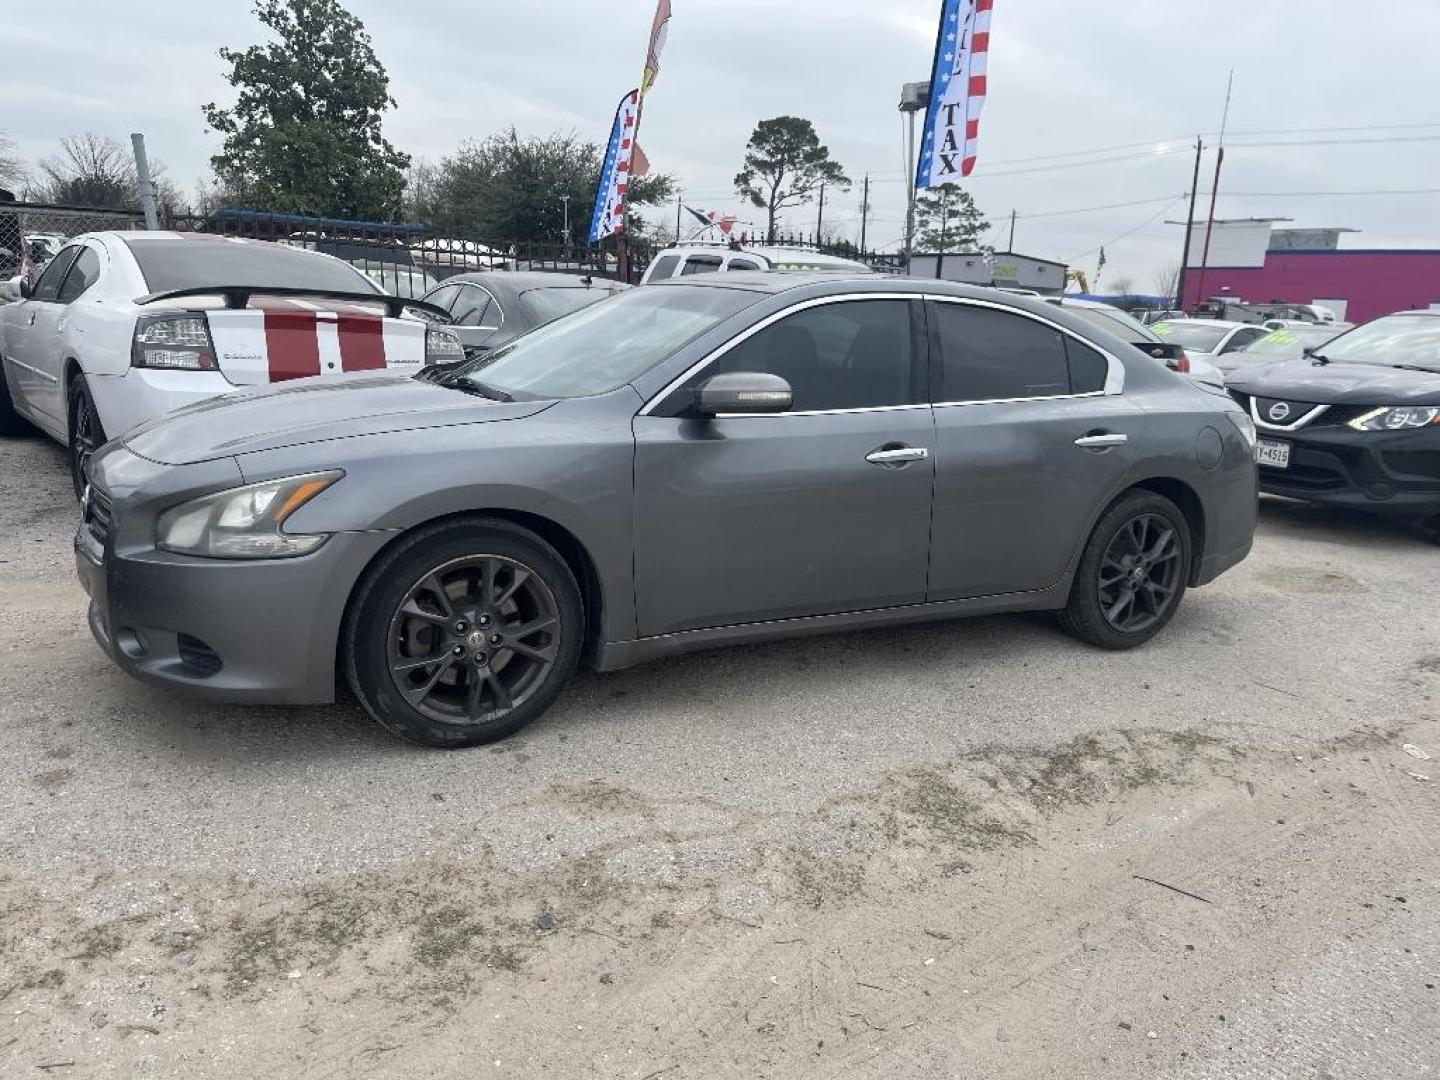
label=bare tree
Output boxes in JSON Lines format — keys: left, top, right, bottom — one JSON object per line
{"left": 1151, "top": 260, "right": 1181, "bottom": 303}
{"left": 0, "top": 131, "right": 27, "bottom": 191}
{"left": 1109, "top": 274, "right": 1136, "bottom": 297}
{"left": 27, "top": 133, "right": 185, "bottom": 212}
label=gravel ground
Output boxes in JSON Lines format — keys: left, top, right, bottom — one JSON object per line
{"left": 0, "top": 430, "right": 1436, "bottom": 1078}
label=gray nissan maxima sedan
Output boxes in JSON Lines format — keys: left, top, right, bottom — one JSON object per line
{"left": 76, "top": 274, "right": 1259, "bottom": 747}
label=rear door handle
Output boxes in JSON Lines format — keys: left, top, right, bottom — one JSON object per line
{"left": 866, "top": 446, "right": 929, "bottom": 466}
{"left": 1074, "top": 433, "right": 1128, "bottom": 448}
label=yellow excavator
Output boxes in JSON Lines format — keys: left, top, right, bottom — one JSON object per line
{"left": 1065, "top": 268, "right": 1090, "bottom": 293}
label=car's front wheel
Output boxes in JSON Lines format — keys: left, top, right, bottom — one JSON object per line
{"left": 1059, "top": 490, "right": 1192, "bottom": 649}
{"left": 68, "top": 375, "right": 107, "bottom": 500}
{"left": 344, "top": 518, "right": 584, "bottom": 747}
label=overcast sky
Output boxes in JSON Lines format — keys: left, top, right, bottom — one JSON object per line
{"left": 8, "top": 0, "right": 1440, "bottom": 288}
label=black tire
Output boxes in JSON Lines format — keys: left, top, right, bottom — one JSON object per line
{"left": 68, "top": 375, "right": 107, "bottom": 500}
{"left": 1059, "top": 490, "right": 1192, "bottom": 650}
{"left": 343, "top": 517, "right": 584, "bottom": 748}
{"left": 0, "top": 365, "right": 36, "bottom": 437}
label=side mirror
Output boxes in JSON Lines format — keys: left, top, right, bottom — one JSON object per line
{"left": 694, "top": 371, "right": 793, "bottom": 416}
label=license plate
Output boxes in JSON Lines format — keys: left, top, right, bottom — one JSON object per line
{"left": 1256, "top": 438, "right": 1291, "bottom": 469}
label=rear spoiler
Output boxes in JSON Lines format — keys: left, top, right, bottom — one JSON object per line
{"left": 134, "top": 286, "right": 451, "bottom": 322}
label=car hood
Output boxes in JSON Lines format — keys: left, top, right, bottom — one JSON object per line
{"left": 123, "top": 371, "right": 553, "bottom": 465}
{"left": 1226, "top": 359, "right": 1440, "bottom": 406}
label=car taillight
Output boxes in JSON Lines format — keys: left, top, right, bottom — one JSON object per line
{"left": 132, "top": 313, "right": 218, "bottom": 371}
{"left": 425, "top": 326, "right": 465, "bottom": 367}
{"left": 1174, "top": 349, "right": 1191, "bottom": 374}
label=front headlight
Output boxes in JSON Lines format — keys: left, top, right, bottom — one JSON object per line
{"left": 1347, "top": 406, "right": 1440, "bottom": 432}
{"left": 156, "top": 472, "right": 342, "bottom": 559}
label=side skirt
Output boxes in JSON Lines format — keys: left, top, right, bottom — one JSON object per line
{"left": 592, "top": 582, "right": 1072, "bottom": 673}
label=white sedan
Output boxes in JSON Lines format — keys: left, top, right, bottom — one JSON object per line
{"left": 0, "top": 232, "right": 461, "bottom": 495}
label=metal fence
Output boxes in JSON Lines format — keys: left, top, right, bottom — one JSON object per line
{"left": 2, "top": 201, "right": 906, "bottom": 287}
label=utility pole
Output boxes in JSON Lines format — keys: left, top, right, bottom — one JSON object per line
{"left": 815, "top": 183, "right": 826, "bottom": 243}
{"left": 1195, "top": 71, "right": 1235, "bottom": 310}
{"left": 675, "top": 192, "right": 682, "bottom": 240}
{"left": 130, "top": 133, "right": 160, "bottom": 230}
{"left": 1175, "top": 136, "right": 1204, "bottom": 311}
{"left": 859, "top": 173, "right": 870, "bottom": 253}
{"left": 935, "top": 188, "right": 950, "bottom": 279}
{"left": 560, "top": 194, "right": 571, "bottom": 248}
{"left": 1007, "top": 208, "right": 1017, "bottom": 252}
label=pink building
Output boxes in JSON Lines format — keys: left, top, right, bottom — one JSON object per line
{"left": 1180, "top": 220, "right": 1440, "bottom": 323}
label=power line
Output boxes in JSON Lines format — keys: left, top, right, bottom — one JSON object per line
{"left": 1066, "top": 197, "right": 1187, "bottom": 263}
{"left": 1213, "top": 187, "right": 1440, "bottom": 197}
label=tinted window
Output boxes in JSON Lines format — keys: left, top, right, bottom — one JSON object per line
{"left": 706, "top": 299, "right": 918, "bottom": 411}
{"left": 648, "top": 254, "right": 681, "bottom": 280}
{"left": 57, "top": 247, "right": 101, "bottom": 302}
{"left": 1064, "top": 303, "right": 1157, "bottom": 343}
{"left": 727, "top": 258, "right": 760, "bottom": 271}
{"left": 453, "top": 285, "right": 756, "bottom": 400}
{"left": 128, "top": 239, "right": 377, "bottom": 294}
{"left": 452, "top": 286, "right": 496, "bottom": 327}
{"left": 680, "top": 256, "right": 722, "bottom": 276}
{"left": 423, "top": 285, "right": 463, "bottom": 314}
{"left": 31, "top": 246, "right": 80, "bottom": 301}
{"left": 934, "top": 303, "right": 1070, "bottom": 401}
{"left": 1064, "top": 336, "right": 1108, "bottom": 394}
{"left": 523, "top": 286, "right": 617, "bottom": 324}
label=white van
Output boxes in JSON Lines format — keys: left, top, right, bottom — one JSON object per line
{"left": 640, "top": 244, "right": 873, "bottom": 285}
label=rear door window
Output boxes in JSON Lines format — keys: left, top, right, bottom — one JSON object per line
{"left": 452, "top": 285, "right": 498, "bottom": 327}
{"left": 727, "top": 258, "right": 761, "bottom": 271}
{"left": 57, "top": 247, "right": 102, "bottom": 303}
{"left": 680, "top": 256, "right": 723, "bottom": 276}
{"left": 31, "top": 246, "right": 80, "bottom": 301}
{"left": 423, "top": 284, "right": 462, "bottom": 313}
{"left": 933, "top": 302, "right": 1072, "bottom": 401}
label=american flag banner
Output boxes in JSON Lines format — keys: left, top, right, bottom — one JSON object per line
{"left": 587, "top": 89, "right": 641, "bottom": 244}
{"left": 918, "top": 0, "right": 993, "bottom": 187}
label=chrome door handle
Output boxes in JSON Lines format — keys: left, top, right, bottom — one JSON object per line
{"left": 1074, "top": 433, "right": 1127, "bottom": 448}
{"left": 866, "top": 446, "right": 929, "bottom": 465}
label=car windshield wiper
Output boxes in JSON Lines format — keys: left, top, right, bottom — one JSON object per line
{"left": 447, "top": 377, "right": 514, "bottom": 402}
{"left": 1389, "top": 363, "right": 1440, "bottom": 374}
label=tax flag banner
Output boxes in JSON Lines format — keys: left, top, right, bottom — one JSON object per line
{"left": 588, "top": 90, "right": 641, "bottom": 243}
{"left": 918, "top": 0, "right": 993, "bottom": 187}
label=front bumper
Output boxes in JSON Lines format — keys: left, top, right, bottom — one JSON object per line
{"left": 1253, "top": 423, "right": 1440, "bottom": 517}
{"left": 75, "top": 481, "right": 393, "bottom": 705}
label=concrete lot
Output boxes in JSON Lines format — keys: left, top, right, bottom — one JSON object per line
{"left": 1, "top": 430, "right": 1436, "bottom": 1078}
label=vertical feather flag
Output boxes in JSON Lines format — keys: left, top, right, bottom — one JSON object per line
{"left": 918, "top": 0, "right": 993, "bottom": 188}
{"left": 587, "top": 90, "right": 641, "bottom": 243}
{"left": 642, "top": 0, "right": 671, "bottom": 97}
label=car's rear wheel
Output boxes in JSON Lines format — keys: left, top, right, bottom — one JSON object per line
{"left": 1059, "top": 490, "right": 1191, "bottom": 649}
{"left": 344, "top": 518, "right": 584, "bottom": 748}
{"left": 68, "top": 376, "right": 107, "bottom": 500}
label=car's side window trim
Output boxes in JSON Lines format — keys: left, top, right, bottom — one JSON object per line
{"left": 926, "top": 295, "right": 1125, "bottom": 404}
{"left": 639, "top": 292, "right": 930, "bottom": 418}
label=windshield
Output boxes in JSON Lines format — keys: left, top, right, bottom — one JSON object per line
{"left": 1241, "top": 326, "right": 1339, "bottom": 356}
{"left": 1153, "top": 321, "right": 1230, "bottom": 352}
{"left": 1303, "top": 313, "right": 1440, "bottom": 372}
{"left": 450, "top": 284, "right": 759, "bottom": 400}
{"left": 521, "top": 284, "right": 623, "bottom": 324}
{"left": 129, "top": 238, "right": 378, "bottom": 294}
{"left": 1066, "top": 304, "right": 1156, "bottom": 341}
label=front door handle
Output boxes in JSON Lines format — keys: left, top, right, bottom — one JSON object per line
{"left": 866, "top": 445, "right": 929, "bottom": 466}
{"left": 1074, "top": 432, "right": 1128, "bottom": 449}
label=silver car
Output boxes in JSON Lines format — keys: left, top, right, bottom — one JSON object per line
{"left": 77, "top": 274, "right": 1258, "bottom": 747}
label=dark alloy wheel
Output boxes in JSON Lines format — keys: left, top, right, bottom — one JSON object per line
{"left": 344, "top": 518, "right": 584, "bottom": 748}
{"left": 1096, "top": 513, "right": 1182, "bottom": 634}
{"left": 386, "top": 555, "right": 561, "bottom": 725}
{"left": 1060, "top": 490, "right": 1191, "bottom": 650}
{"left": 69, "top": 377, "right": 107, "bottom": 500}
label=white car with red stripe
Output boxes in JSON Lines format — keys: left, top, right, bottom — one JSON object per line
{"left": 0, "top": 231, "right": 461, "bottom": 495}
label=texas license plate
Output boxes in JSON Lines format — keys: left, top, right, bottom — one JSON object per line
{"left": 1256, "top": 438, "right": 1291, "bottom": 469}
